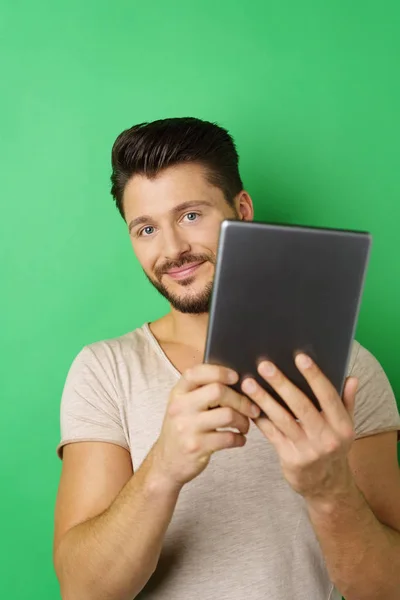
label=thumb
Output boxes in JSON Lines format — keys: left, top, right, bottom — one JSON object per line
{"left": 343, "top": 377, "right": 358, "bottom": 420}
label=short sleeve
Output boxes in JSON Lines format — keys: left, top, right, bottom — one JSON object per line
{"left": 349, "top": 343, "right": 400, "bottom": 441}
{"left": 56, "top": 345, "right": 129, "bottom": 459}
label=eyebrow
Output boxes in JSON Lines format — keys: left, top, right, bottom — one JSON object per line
{"left": 128, "top": 200, "right": 214, "bottom": 233}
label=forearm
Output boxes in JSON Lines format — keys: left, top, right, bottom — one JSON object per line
{"left": 306, "top": 475, "right": 400, "bottom": 600}
{"left": 55, "top": 448, "right": 181, "bottom": 600}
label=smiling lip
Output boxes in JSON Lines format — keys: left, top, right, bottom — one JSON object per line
{"left": 165, "top": 261, "right": 206, "bottom": 280}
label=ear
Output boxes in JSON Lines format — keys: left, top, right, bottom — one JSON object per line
{"left": 235, "top": 191, "right": 254, "bottom": 222}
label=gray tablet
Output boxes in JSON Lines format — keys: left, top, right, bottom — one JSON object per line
{"left": 204, "top": 220, "right": 372, "bottom": 416}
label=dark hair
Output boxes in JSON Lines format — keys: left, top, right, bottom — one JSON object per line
{"left": 110, "top": 117, "right": 243, "bottom": 219}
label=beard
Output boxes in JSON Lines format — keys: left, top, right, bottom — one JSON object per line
{"left": 143, "top": 252, "right": 216, "bottom": 314}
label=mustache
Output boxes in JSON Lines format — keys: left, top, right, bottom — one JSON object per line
{"left": 154, "top": 253, "right": 215, "bottom": 279}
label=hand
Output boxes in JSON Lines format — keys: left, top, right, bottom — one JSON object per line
{"left": 151, "top": 364, "right": 260, "bottom": 489}
{"left": 241, "top": 353, "right": 359, "bottom": 502}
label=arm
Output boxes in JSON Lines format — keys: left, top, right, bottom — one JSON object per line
{"left": 54, "top": 363, "right": 257, "bottom": 600}
{"left": 306, "top": 431, "right": 400, "bottom": 600}
{"left": 54, "top": 442, "right": 181, "bottom": 600}
{"left": 241, "top": 348, "right": 400, "bottom": 600}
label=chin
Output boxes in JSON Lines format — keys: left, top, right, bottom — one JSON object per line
{"left": 167, "top": 281, "right": 213, "bottom": 315}
{"left": 144, "top": 266, "right": 213, "bottom": 313}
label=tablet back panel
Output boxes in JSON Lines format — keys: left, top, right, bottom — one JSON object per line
{"left": 204, "top": 220, "right": 372, "bottom": 414}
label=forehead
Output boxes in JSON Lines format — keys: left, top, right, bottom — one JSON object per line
{"left": 122, "top": 163, "right": 226, "bottom": 220}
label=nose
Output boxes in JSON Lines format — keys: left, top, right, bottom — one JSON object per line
{"left": 162, "top": 226, "right": 191, "bottom": 260}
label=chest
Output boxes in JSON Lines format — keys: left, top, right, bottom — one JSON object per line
{"left": 157, "top": 341, "right": 204, "bottom": 375}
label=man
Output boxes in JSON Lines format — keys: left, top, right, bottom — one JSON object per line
{"left": 54, "top": 117, "right": 400, "bottom": 600}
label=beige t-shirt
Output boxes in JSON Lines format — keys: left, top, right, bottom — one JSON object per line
{"left": 57, "top": 324, "right": 400, "bottom": 600}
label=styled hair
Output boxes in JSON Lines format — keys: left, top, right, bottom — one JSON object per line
{"left": 110, "top": 117, "right": 243, "bottom": 219}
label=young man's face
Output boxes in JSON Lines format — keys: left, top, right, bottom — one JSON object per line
{"left": 123, "top": 162, "right": 251, "bottom": 314}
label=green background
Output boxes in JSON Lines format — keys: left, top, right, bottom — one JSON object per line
{"left": 1, "top": 1, "right": 399, "bottom": 598}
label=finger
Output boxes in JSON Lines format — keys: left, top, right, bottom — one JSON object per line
{"left": 204, "top": 430, "right": 247, "bottom": 454}
{"left": 253, "top": 416, "right": 287, "bottom": 450}
{"left": 294, "top": 354, "right": 350, "bottom": 423}
{"left": 343, "top": 377, "right": 358, "bottom": 421}
{"left": 197, "top": 406, "right": 250, "bottom": 434}
{"left": 176, "top": 364, "right": 239, "bottom": 394}
{"left": 242, "top": 377, "right": 305, "bottom": 441}
{"left": 256, "top": 360, "right": 322, "bottom": 431}
{"left": 190, "top": 382, "right": 261, "bottom": 419}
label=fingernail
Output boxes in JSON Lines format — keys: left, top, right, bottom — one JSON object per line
{"left": 260, "top": 361, "right": 276, "bottom": 377}
{"left": 296, "top": 354, "right": 312, "bottom": 369}
{"left": 351, "top": 377, "right": 359, "bottom": 392}
{"left": 251, "top": 404, "right": 260, "bottom": 417}
{"left": 228, "top": 370, "right": 238, "bottom": 383}
{"left": 243, "top": 379, "right": 257, "bottom": 394}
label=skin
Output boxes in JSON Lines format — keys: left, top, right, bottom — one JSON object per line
{"left": 124, "top": 161, "right": 254, "bottom": 341}
{"left": 125, "top": 161, "right": 400, "bottom": 598}
{"left": 123, "top": 161, "right": 361, "bottom": 496}
{"left": 54, "top": 161, "right": 400, "bottom": 600}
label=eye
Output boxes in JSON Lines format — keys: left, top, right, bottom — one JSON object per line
{"left": 138, "top": 225, "right": 155, "bottom": 237}
{"left": 183, "top": 212, "right": 200, "bottom": 222}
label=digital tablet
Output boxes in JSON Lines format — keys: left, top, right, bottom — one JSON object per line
{"left": 203, "top": 220, "right": 372, "bottom": 416}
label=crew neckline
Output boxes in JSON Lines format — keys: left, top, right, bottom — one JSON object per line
{"left": 142, "top": 322, "right": 181, "bottom": 379}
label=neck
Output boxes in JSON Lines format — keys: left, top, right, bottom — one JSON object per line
{"left": 161, "top": 309, "right": 209, "bottom": 354}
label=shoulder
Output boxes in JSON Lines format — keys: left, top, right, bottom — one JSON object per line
{"left": 348, "top": 339, "right": 392, "bottom": 384}
{"left": 80, "top": 323, "right": 151, "bottom": 371}
{"left": 62, "top": 324, "right": 152, "bottom": 396}
{"left": 72, "top": 322, "right": 172, "bottom": 396}
{"left": 57, "top": 327, "right": 152, "bottom": 459}
{"left": 346, "top": 339, "right": 400, "bottom": 439}
{"left": 60, "top": 323, "right": 153, "bottom": 416}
